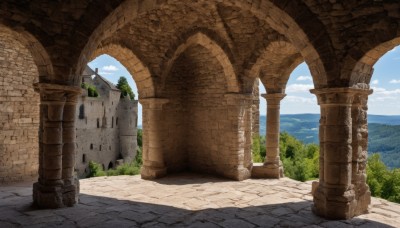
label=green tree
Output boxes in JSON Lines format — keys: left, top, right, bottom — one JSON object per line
{"left": 117, "top": 77, "right": 135, "bottom": 100}
{"left": 367, "top": 153, "right": 400, "bottom": 203}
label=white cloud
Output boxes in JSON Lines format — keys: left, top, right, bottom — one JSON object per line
{"left": 284, "top": 95, "right": 316, "bottom": 104}
{"left": 371, "top": 79, "right": 379, "bottom": 85}
{"left": 370, "top": 86, "right": 400, "bottom": 102}
{"left": 389, "top": 47, "right": 397, "bottom": 53}
{"left": 390, "top": 79, "right": 400, "bottom": 84}
{"left": 286, "top": 84, "right": 314, "bottom": 93}
{"left": 296, "top": 75, "right": 312, "bottom": 81}
{"left": 102, "top": 65, "right": 119, "bottom": 71}
{"left": 98, "top": 71, "right": 113, "bottom": 75}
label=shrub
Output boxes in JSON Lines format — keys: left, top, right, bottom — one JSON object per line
{"left": 87, "top": 161, "right": 106, "bottom": 177}
{"left": 81, "top": 83, "right": 99, "bottom": 97}
{"left": 87, "top": 147, "right": 143, "bottom": 178}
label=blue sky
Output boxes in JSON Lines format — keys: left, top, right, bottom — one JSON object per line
{"left": 89, "top": 47, "right": 400, "bottom": 125}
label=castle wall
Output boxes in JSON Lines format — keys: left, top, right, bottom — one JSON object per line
{"left": 75, "top": 79, "right": 138, "bottom": 178}
{"left": 0, "top": 28, "right": 40, "bottom": 184}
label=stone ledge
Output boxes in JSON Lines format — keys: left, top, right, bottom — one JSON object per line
{"left": 251, "top": 163, "right": 282, "bottom": 179}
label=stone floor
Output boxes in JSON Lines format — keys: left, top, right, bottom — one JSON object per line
{"left": 1, "top": 173, "right": 399, "bottom": 227}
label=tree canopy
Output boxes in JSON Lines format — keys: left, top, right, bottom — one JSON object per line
{"left": 117, "top": 77, "right": 135, "bottom": 100}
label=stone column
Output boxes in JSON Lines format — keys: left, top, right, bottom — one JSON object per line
{"left": 62, "top": 90, "right": 80, "bottom": 206}
{"left": 33, "top": 83, "right": 81, "bottom": 209}
{"left": 139, "top": 98, "right": 169, "bottom": 179}
{"left": 224, "top": 93, "right": 253, "bottom": 181}
{"left": 311, "top": 88, "right": 358, "bottom": 220}
{"left": 251, "top": 93, "right": 285, "bottom": 178}
{"left": 351, "top": 89, "right": 373, "bottom": 216}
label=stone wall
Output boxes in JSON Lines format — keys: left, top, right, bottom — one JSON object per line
{"left": 0, "top": 27, "right": 39, "bottom": 184}
{"left": 162, "top": 45, "right": 241, "bottom": 177}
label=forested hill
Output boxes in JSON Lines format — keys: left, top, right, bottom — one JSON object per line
{"left": 260, "top": 114, "right": 400, "bottom": 168}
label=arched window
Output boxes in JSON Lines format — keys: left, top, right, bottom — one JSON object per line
{"left": 79, "top": 104, "right": 85, "bottom": 119}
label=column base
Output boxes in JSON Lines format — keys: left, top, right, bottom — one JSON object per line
{"left": 63, "top": 177, "right": 80, "bottom": 207}
{"left": 222, "top": 167, "right": 252, "bottom": 181}
{"left": 312, "top": 183, "right": 357, "bottom": 220}
{"left": 251, "top": 163, "right": 283, "bottom": 179}
{"left": 141, "top": 165, "right": 167, "bottom": 180}
{"left": 354, "top": 190, "right": 371, "bottom": 216}
{"left": 33, "top": 178, "right": 79, "bottom": 209}
{"left": 33, "top": 182, "right": 64, "bottom": 209}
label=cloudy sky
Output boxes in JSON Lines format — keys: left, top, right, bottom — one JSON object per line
{"left": 89, "top": 46, "right": 400, "bottom": 125}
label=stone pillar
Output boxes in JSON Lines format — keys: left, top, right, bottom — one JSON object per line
{"left": 62, "top": 91, "right": 80, "bottom": 206}
{"left": 351, "top": 89, "right": 373, "bottom": 216}
{"left": 224, "top": 93, "right": 253, "bottom": 181}
{"left": 311, "top": 88, "right": 359, "bottom": 220}
{"left": 33, "top": 83, "right": 81, "bottom": 209}
{"left": 139, "top": 98, "right": 169, "bottom": 179}
{"left": 251, "top": 93, "right": 285, "bottom": 179}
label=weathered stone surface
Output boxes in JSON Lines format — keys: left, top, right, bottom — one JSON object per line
{"left": 1, "top": 174, "right": 399, "bottom": 227}
{"left": 0, "top": 26, "right": 39, "bottom": 185}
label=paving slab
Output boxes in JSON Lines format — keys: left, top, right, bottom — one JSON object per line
{"left": 0, "top": 173, "right": 399, "bottom": 227}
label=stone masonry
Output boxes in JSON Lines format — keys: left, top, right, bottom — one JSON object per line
{"left": 1, "top": 0, "right": 400, "bottom": 220}
{"left": 0, "top": 26, "right": 39, "bottom": 184}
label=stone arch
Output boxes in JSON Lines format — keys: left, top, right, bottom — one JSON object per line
{"left": 90, "top": 43, "right": 156, "bottom": 98}
{"left": 75, "top": 0, "right": 162, "bottom": 77}
{"left": 219, "top": 0, "right": 330, "bottom": 88}
{"left": 0, "top": 24, "right": 54, "bottom": 82}
{"left": 345, "top": 37, "right": 400, "bottom": 87}
{"left": 244, "top": 40, "right": 304, "bottom": 93}
{"left": 161, "top": 32, "right": 239, "bottom": 93}
{"left": 77, "top": 0, "right": 330, "bottom": 88}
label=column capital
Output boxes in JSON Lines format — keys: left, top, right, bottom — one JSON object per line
{"left": 34, "top": 83, "right": 82, "bottom": 103}
{"left": 34, "top": 83, "right": 82, "bottom": 94}
{"left": 353, "top": 89, "right": 373, "bottom": 107}
{"left": 261, "top": 93, "right": 286, "bottom": 106}
{"left": 310, "top": 87, "right": 366, "bottom": 106}
{"left": 261, "top": 93, "right": 286, "bottom": 100}
{"left": 139, "top": 97, "right": 169, "bottom": 109}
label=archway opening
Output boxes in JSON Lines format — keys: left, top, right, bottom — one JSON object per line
{"left": 253, "top": 61, "right": 320, "bottom": 182}
{"left": 75, "top": 54, "right": 140, "bottom": 178}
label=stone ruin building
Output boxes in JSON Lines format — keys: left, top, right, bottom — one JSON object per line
{"left": 1, "top": 0, "right": 400, "bottom": 220}
{"left": 75, "top": 66, "right": 138, "bottom": 178}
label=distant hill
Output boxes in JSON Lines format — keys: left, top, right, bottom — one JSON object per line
{"left": 260, "top": 114, "right": 400, "bottom": 168}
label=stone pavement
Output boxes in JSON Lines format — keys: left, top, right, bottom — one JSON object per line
{"left": 1, "top": 173, "right": 399, "bottom": 227}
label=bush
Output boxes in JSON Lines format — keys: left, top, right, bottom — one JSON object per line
{"left": 252, "top": 135, "right": 263, "bottom": 163}
{"left": 87, "top": 161, "right": 106, "bottom": 177}
{"left": 81, "top": 83, "right": 99, "bottom": 97}
{"left": 254, "top": 132, "right": 319, "bottom": 182}
{"left": 367, "top": 153, "right": 400, "bottom": 203}
{"left": 87, "top": 147, "right": 143, "bottom": 178}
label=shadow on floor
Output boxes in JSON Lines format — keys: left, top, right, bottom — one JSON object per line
{"left": 0, "top": 175, "right": 396, "bottom": 228}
